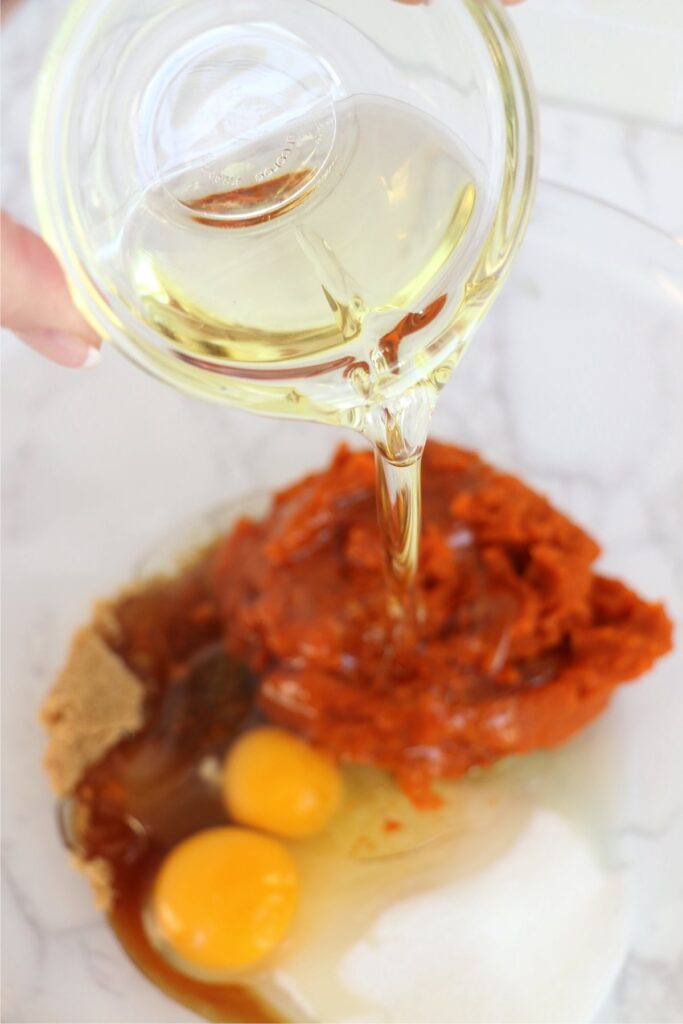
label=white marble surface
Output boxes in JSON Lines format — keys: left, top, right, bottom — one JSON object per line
{"left": 514, "top": 0, "right": 683, "bottom": 129}
{"left": 2, "top": 3, "right": 683, "bottom": 1023}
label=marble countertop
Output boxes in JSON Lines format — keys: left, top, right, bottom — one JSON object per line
{"left": 2, "top": 3, "right": 682, "bottom": 1022}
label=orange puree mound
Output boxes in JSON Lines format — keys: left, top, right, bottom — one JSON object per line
{"left": 213, "top": 442, "right": 672, "bottom": 804}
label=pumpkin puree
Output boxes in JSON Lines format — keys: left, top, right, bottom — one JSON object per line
{"left": 214, "top": 442, "right": 672, "bottom": 804}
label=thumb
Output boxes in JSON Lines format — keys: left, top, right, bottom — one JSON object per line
{"left": 1, "top": 211, "right": 101, "bottom": 368}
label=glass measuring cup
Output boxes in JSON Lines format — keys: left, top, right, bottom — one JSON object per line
{"left": 31, "top": 0, "right": 536, "bottom": 423}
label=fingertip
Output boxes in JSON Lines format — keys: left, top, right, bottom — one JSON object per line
{"left": 1, "top": 213, "right": 101, "bottom": 345}
{"left": 17, "top": 329, "right": 102, "bottom": 369}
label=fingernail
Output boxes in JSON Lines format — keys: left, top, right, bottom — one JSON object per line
{"left": 18, "top": 329, "right": 102, "bottom": 369}
{"left": 80, "top": 344, "right": 102, "bottom": 369}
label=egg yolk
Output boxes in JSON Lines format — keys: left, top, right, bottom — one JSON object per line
{"left": 223, "top": 727, "right": 343, "bottom": 838}
{"left": 151, "top": 827, "right": 298, "bottom": 974}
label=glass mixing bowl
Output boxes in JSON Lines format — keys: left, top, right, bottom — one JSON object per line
{"left": 108, "top": 182, "right": 683, "bottom": 1023}
{"left": 31, "top": 0, "right": 536, "bottom": 420}
{"left": 3, "top": 183, "right": 682, "bottom": 1022}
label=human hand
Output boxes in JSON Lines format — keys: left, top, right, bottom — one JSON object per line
{"left": 1, "top": 211, "right": 101, "bottom": 368}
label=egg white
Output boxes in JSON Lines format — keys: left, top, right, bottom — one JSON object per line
{"left": 249, "top": 736, "right": 631, "bottom": 1024}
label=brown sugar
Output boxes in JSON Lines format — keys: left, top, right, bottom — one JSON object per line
{"left": 42, "top": 627, "right": 144, "bottom": 797}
